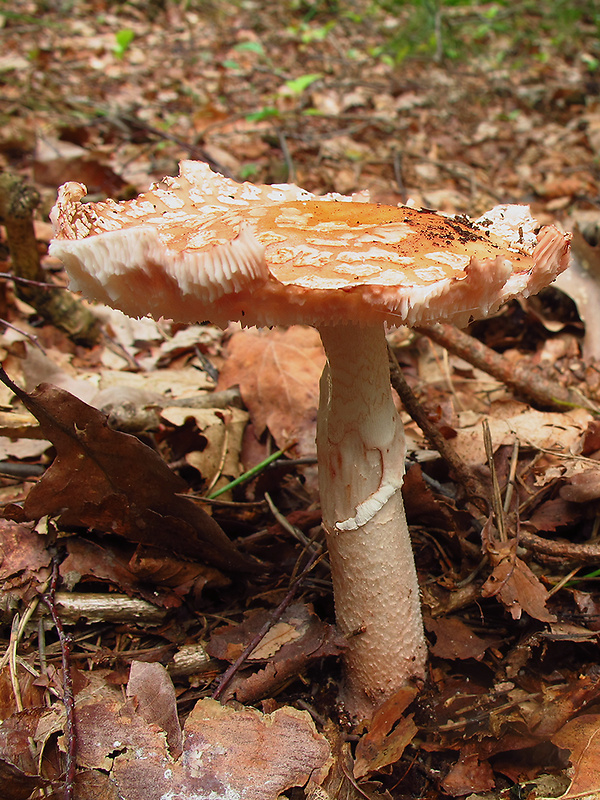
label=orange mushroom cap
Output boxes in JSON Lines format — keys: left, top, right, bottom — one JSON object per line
{"left": 49, "top": 161, "right": 571, "bottom": 329}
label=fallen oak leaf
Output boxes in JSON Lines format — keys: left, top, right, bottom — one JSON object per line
{"left": 58, "top": 536, "right": 228, "bottom": 608}
{"left": 0, "top": 369, "right": 258, "bottom": 572}
{"left": 425, "top": 616, "right": 501, "bottom": 661}
{"left": 126, "top": 662, "right": 183, "bottom": 759}
{"left": 0, "top": 707, "right": 49, "bottom": 799}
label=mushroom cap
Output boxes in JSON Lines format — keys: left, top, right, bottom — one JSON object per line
{"left": 49, "top": 161, "right": 571, "bottom": 329}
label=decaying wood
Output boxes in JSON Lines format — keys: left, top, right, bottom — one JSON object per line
{"left": 0, "top": 171, "right": 101, "bottom": 345}
{"left": 35, "top": 592, "right": 168, "bottom": 625}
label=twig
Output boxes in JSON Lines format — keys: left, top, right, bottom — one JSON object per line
{"left": 211, "top": 547, "right": 323, "bottom": 700}
{"left": 264, "top": 491, "right": 313, "bottom": 547}
{"left": 0, "top": 460, "right": 45, "bottom": 478}
{"left": 503, "top": 439, "right": 520, "bottom": 514}
{"left": 8, "top": 614, "right": 23, "bottom": 712}
{"left": 0, "top": 271, "right": 64, "bottom": 289}
{"left": 0, "top": 318, "right": 45, "bottom": 353}
{"left": 0, "top": 576, "right": 51, "bottom": 670}
{"left": 387, "top": 344, "right": 488, "bottom": 512}
{"left": 277, "top": 129, "right": 297, "bottom": 183}
{"left": 482, "top": 420, "right": 506, "bottom": 542}
{"left": 43, "top": 558, "right": 76, "bottom": 800}
{"left": 518, "top": 530, "right": 600, "bottom": 563}
{"left": 415, "top": 322, "right": 600, "bottom": 414}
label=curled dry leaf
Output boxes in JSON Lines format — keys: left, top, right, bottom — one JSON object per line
{"left": 353, "top": 686, "right": 418, "bottom": 779}
{"left": 0, "top": 378, "right": 257, "bottom": 572}
{"left": 126, "top": 661, "right": 183, "bottom": 759}
{"left": 57, "top": 535, "right": 224, "bottom": 609}
{"left": 207, "top": 603, "right": 345, "bottom": 704}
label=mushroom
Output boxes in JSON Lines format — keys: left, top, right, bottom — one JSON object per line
{"left": 49, "top": 162, "right": 571, "bottom": 720}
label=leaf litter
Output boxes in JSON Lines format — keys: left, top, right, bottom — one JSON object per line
{"left": 2, "top": 1, "right": 600, "bottom": 797}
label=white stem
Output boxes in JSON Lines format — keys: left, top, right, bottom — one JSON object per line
{"left": 317, "top": 324, "right": 426, "bottom": 719}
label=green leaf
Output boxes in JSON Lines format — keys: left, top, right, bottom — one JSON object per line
{"left": 239, "top": 163, "right": 260, "bottom": 179}
{"left": 245, "top": 107, "right": 280, "bottom": 122}
{"left": 233, "top": 40, "right": 265, "bottom": 55}
{"left": 284, "top": 73, "right": 322, "bottom": 94}
{"left": 113, "top": 28, "right": 135, "bottom": 58}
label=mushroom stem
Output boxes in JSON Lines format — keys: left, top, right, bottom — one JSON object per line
{"left": 317, "top": 324, "right": 427, "bottom": 720}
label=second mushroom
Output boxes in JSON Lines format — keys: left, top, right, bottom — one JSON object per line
{"left": 50, "top": 162, "right": 571, "bottom": 720}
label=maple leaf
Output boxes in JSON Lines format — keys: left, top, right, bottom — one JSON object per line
{"left": 0, "top": 370, "right": 257, "bottom": 572}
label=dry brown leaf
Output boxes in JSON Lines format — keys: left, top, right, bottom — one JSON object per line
{"left": 426, "top": 616, "right": 500, "bottom": 661}
{"left": 74, "top": 692, "right": 331, "bottom": 800}
{"left": 206, "top": 603, "right": 345, "bottom": 704}
{"left": 58, "top": 536, "right": 221, "bottom": 608}
{"left": 0, "top": 706, "right": 49, "bottom": 799}
{"left": 0, "top": 519, "right": 51, "bottom": 588}
{"left": 528, "top": 497, "right": 581, "bottom": 532}
{"left": 126, "top": 661, "right": 183, "bottom": 759}
{"left": 481, "top": 550, "right": 556, "bottom": 622}
{"left": 481, "top": 519, "right": 556, "bottom": 623}
{"left": 560, "top": 468, "right": 600, "bottom": 502}
{"left": 0, "top": 377, "right": 257, "bottom": 573}
{"left": 441, "top": 747, "right": 495, "bottom": 797}
{"left": 353, "top": 686, "right": 418, "bottom": 779}
{"left": 163, "top": 405, "right": 248, "bottom": 496}
{"left": 552, "top": 713, "right": 600, "bottom": 799}
{"left": 527, "top": 668, "right": 600, "bottom": 737}
{"left": 452, "top": 402, "right": 591, "bottom": 468}
{"left": 218, "top": 326, "right": 325, "bottom": 457}
{"left": 33, "top": 136, "right": 126, "bottom": 195}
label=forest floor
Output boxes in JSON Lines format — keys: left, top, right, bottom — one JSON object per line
{"left": 2, "top": 2, "right": 600, "bottom": 799}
